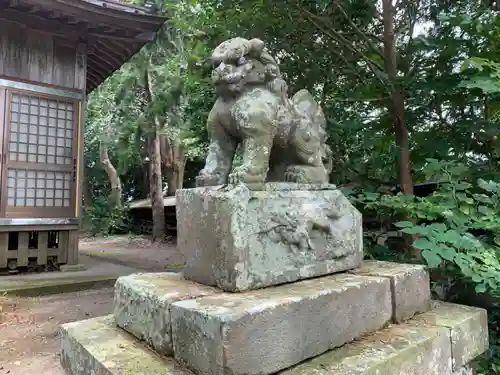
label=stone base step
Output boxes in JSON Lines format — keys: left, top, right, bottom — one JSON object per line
{"left": 60, "top": 302, "right": 488, "bottom": 375}
{"left": 60, "top": 315, "right": 193, "bottom": 375}
{"left": 113, "top": 261, "right": 431, "bottom": 375}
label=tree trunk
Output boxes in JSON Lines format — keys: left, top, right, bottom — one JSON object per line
{"left": 99, "top": 141, "right": 122, "bottom": 207}
{"left": 484, "top": 97, "right": 498, "bottom": 168}
{"left": 382, "top": 0, "right": 414, "bottom": 196}
{"left": 144, "top": 69, "right": 166, "bottom": 242}
{"left": 160, "top": 134, "right": 186, "bottom": 196}
{"left": 165, "top": 157, "right": 186, "bottom": 196}
{"left": 382, "top": 0, "right": 418, "bottom": 259}
{"left": 147, "top": 129, "right": 165, "bottom": 242}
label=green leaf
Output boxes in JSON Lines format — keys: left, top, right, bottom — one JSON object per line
{"left": 438, "top": 245, "right": 457, "bottom": 261}
{"left": 401, "top": 226, "right": 423, "bottom": 235}
{"left": 478, "top": 178, "right": 499, "bottom": 192}
{"left": 478, "top": 205, "right": 494, "bottom": 216}
{"left": 459, "top": 235, "right": 482, "bottom": 250}
{"left": 394, "top": 221, "right": 414, "bottom": 228}
{"left": 459, "top": 77, "right": 500, "bottom": 93}
{"left": 472, "top": 194, "right": 493, "bottom": 204}
{"left": 421, "top": 250, "right": 443, "bottom": 268}
{"left": 474, "top": 283, "right": 487, "bottom": 294}
{"left": 436, "top": 12, "right": 449, "bottom": 22}
{"left": 455, "top": 256, "right": 474, "bottom": 277}
{"left": 454, "top": 182, "right": 472, "bottom": 191}
{"left": 471, "top": 273, "right": 483, "bottom": 282}
{"left": 441, "top": 230, "right": 463, "bottom": 246}
{"left": 456, "top": 193, "right": 474, "bottom": 204}
{"left": 413, "top": 237, "right": 435, "bottom": 250}
{"left": 429, "top": 223, "right": 447, "bottom": 233}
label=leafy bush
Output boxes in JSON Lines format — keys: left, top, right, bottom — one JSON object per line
{"left": 353, "top": 159, "right": 500, "bottom": 296}
{"left": 82, "top": 196, "right": 132, "bottom": 237}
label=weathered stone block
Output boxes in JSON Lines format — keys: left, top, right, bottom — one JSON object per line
{"left": 59, "top": 302, "right": 488, "bottom": 375}
{"left": 113, "top": 272, "right": 220, "bottom": 355}
{"left": 411, "top": 301, "right": 489, "bottom": 370}
{"left": 280, "top": 324, "right": 453, "bottom": 375}
{"left": 60, "top": 315, "right": 193, "bottom": 375}
{"left": 176, "top": 183, "right": 363, "bottom": 291}
{"left": 352, "top": 260, "right": 431, "bottom": 322}
{"left": 171, "top": 274, "right": 391, "bottom": 375}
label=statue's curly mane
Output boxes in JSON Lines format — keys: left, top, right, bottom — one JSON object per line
{"left": 210, "top": 37, "right": 284, "bottom": 94}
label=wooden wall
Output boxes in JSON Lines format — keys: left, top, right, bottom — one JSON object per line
{"left": 0, "top": 21, "right": 86, "bottom": 91}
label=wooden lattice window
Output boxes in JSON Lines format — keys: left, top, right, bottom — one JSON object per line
{"left": 7, "top": 169, "right": 72, "bottom": 208}
{"left": 1, "top": 89, "right": 78, "bottom": 218}
{"left": 8, "top": 93, "right": 74, "bottom": 165}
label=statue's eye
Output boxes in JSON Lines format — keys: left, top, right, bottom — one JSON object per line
{"left": 237, "top": 57, "right": 248, "bottom": 66}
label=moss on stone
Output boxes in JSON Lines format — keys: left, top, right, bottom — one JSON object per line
{"left": 410, "top": 301, "right": 489, "bottom": 369}
{"left": 61, "top": 315, "right": 192, "bottom": 375}
{"left": 280, "top": 325, "right": 451, "bottom": 375}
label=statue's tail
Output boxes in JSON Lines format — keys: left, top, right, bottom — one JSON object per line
{"left": 291, "top": 90, "right": 332, "bottom": 173}
{"left": 291, "top": 89, "right": 326, "bottom": 131}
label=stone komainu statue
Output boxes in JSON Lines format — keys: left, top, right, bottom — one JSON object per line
{"left": 196, "top": 37, "right": 333, "bottom": 189}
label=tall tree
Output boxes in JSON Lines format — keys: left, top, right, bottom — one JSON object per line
{"left": 86, "top": 82, "right": 123, "bottom": 208}
{"left": 381, "top": 0, "right": 413, "bottom": 195}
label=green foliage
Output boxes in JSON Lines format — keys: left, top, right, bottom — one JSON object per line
{"left": 83, "top": 1, "right": 216, "bottom": 211}
{"left": 355, "top": 159, "right": 500, "bottom": 295}
{"left": 82, "top": 197, "right": 132, "bottom": 237}
{"left": 461, "top": 57, "right": 500, "bottom": 94}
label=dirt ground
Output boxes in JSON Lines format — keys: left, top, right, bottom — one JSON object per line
{"left": 79, "top": 235, "right": 185, "bottom": 272}
{"left": 0, "top": 288, "right": 115, "bottom": 375}
{"left": 0, "top": 235, "right": 182, "bottom": 374}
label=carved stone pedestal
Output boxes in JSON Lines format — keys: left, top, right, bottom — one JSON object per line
{"left": 176, "top": 183, "right": 363, "bottom": 292}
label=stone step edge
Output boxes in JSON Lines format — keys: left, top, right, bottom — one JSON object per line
{"left": 112, "top": 261, "right": 431, "bottom": 359}
{"left": 60, "top": 315, "right": 193, "bottom": 375}
{"left": 60, "top": 302, "right": 488, "bottom": 375}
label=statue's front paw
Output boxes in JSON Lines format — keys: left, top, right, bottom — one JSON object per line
{"left": 284, "top": 167, "right": 308, "bottom": 183}
{"left": 228, "top": 166, "right": 265, "bottom": 189}
{"left": 284, "top": 165, "right": 327, "bottom": 184}
{"left": 228, "top": 167, "right": 250, "bottom": 185}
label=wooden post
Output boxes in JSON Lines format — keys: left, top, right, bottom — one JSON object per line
{"left": 58, "top": 230, "right": 69, "bottom": 264}
{"left": 37, "top": 231, "right": 48, "bottom": 265}
{"left": 0, "top": 232, "right": 8, "bottom": 268}
{"left": 66, "top": 230, "right": 79, "bottom": 265}
{"left": 17, "top": 232, "right": 29, "bottom": 267}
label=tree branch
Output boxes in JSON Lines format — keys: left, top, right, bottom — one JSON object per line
{"left": 332, "top": 0, "right": 385, "bottom": 60}
{"left": 403, "top": 0, "right": 421, "bottom": 70}
{"left": 296, "top": 1, "right": 393, "bottom": 95}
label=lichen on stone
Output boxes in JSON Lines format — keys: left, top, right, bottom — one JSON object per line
{"left": 195, "top": 37, "right": 333, "bottom": 189}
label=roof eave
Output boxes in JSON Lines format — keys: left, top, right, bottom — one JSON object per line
{"left": 2, "top": 0, "right": 167, "bottom": 93}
